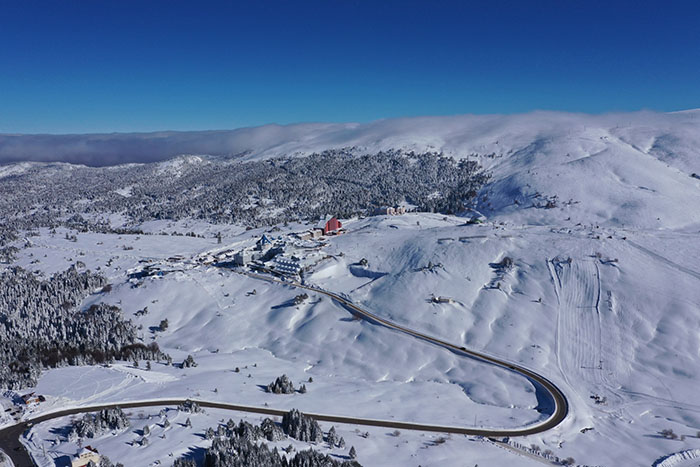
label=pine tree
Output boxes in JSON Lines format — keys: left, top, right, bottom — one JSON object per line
{"left": 327, "top": 426, "right": 338, "bottom": 446}
{"left": 182, "top": 354, "right": 197, "bottom": 368}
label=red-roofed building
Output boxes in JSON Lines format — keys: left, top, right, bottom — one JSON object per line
{"left": 317, "top": 215, "right": 342, "bottom": 235}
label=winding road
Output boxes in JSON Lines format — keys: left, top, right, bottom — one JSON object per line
{"left": 0, "top": 268, "right": 568, "bottom": 467}
{"left": 241, "top": 269, "right": 568, "bottom": 433}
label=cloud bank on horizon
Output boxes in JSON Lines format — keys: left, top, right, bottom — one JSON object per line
{"left": 1, "top": 110, "right": 699, "bottom": 167}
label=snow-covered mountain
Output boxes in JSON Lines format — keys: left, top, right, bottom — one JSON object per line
{"left": 2, "top": 110, "right": 700, "bottom": 167}
{"left": 6, "top": 110, "right": 700, "bottom": 232}
{"left": 2, "top": 110, "right": 700, "bottom": 466}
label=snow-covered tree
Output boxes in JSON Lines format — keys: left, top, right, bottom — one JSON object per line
{"left": 282, "top": 409, "right": 323, "bottom": 442}
{"left": 0, "top": 267, "right": 166, "bottom": 389}
{"left": 267, "top": 374, "right": 295, "bottom": 394}
{"left": 68, "top": 407, "right": 130, "bottom": 440}
{"left": 182, "top": 354, "right": 197, "bottom": 368}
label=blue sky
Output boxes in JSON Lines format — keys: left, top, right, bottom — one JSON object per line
{"left": 1, "top": 1, "right": 699, "bottom": 133}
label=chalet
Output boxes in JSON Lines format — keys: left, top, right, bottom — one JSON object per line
{"left": 21, "top": 392, "right": 45, "bottom": 405}
{"left": 317, "top": 216, "right": 342, "bottom": 235}
{"left": 71, "top": 446, "right": 100, "bottom": 467}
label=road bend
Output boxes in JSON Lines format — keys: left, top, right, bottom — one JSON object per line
{"left": 239, "top": 270, "right": 568, "bottom": 434}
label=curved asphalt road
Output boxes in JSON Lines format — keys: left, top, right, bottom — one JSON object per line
{"left": 241, "top": 270, "right": 569, "bottom": 434}
{"left": 0, "top": 269, "right": 568, "bottom": 467}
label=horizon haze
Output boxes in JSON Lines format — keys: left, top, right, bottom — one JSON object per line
{"left": 1, "top": 109, "right": 699, "bottom": 166}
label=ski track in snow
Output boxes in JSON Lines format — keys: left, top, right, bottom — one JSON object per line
{"left": 555, "top": 259, "right": 601, "bottom": 391}
{"left": 549, "top": 257, "right": 627, "bottom": 409}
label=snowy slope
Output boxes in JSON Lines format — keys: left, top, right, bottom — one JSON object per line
{"left": 3, "top": 110, "right": 700, "bottom": 466}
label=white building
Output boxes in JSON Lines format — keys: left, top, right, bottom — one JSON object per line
{"left": 372, "top": 206, "right": 406, "bottom": 216}
{"left": 295, "top": 231, "right": 313, "bottom": 241}
{"left": 272, "top": 256, "right": 301, "bottom": 276}
{"left": 234, "top": 250, "right": 253, "bottom": 266}
{"left": 373, "top": 206, "right": 395, "bottom": 216}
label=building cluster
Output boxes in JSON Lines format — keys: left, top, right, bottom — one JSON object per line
{"left": 215, "top": 216, "right": 343, "bottom": 277}
{"left": 230, "top": 235, "right": 303, "bottom": 276}
{"left": 294, "top": 215, "right": 343, "bottom": 240}
{"left": 126, "top": 261, "right": 186, "bottom": 282}
{"left": 372, "top": 205, "right": 407, "bottom": 216}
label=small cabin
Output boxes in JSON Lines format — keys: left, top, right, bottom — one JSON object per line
{"left": 431, "top": 296, "right": 454, "bottom": 304}
{"left": 21, "top": 392, "right": 45, "bottom": 405}
{"left": 71, "top": 446, "right": 100, "bottom": 467}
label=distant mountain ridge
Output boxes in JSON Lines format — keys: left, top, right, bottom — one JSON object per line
{"left": 2, "top": 110, "right": 700, "bottom": 167}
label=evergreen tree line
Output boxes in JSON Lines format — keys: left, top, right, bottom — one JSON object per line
{"left": 0, "top": 150, "right": 489, "bottom": 241}
{"left": 174, "top": 409, "right": 360, "bottom": 467}
{"left": 68, "top": 407, "right": 131, "bottom": 440}
{"left": 0, "top": 266, "right": 167, "bottom": 389}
